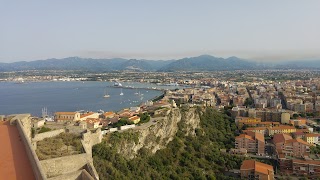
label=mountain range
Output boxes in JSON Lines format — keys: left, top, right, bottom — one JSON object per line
{"left": 0, "top": 55, "right": 319, "bottom": 72}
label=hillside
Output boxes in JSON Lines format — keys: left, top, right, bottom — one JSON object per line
{"left": 1, "top": 55, "right": 319, "bottom": 72}
{"left": 158, "top": 55, "right": 256, "bottom": 71}
{"left": 0, "top": 55, "right": 255, "bottom": 72}
{"left": 92, "top": 107, "right": 245, "bottom": 179}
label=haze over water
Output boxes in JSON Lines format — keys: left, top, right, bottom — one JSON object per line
{"left": 0, "top": 81, "right": 167, "bottom": 116}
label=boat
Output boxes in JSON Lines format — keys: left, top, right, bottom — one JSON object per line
{"left": 114, "top": 82, "right": 123, "bottom": 87}
{"left": 104, "top": 89, "right": 110, "bottom": 98}
{"left": 120, "top": 89, "right": 124, "bottom": 96}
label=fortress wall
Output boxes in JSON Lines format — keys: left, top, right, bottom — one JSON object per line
{"left": 47, "top": 170, "right": 83, "bottom": 180}
{"left": 40, "top": 153, "right": 90, "bottom": 178}
{"left": 84, "top": 163, "right": 99, "bottom": 180}
{"left": 47, "top": 169, "right": 94, "bottom": 180}
{"left": 16, "top": 116, "right": 47, "bottom": 180}
{"left": 81, "top": 129, "right": 102, "bottom": 156}
{"left": 80, "top": 169, "right": 95, "bottom": 180}
{"left": 33, "top": 129, "right": 65, "bottom": 142}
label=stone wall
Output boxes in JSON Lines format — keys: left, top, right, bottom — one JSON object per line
{"left": 15, "top": 115, "right": 47, "bottom": 180}
{"left": 33, "top": 129, "right": 65, "bottom": 142}
{"left": 81, "top": 129, "right": 102, "bottom": 156}
{"left": 47, "top": 170, "right": 83, "bottom": 180}
{"left": 40, "top": 153, "right": 90, "bottom": 178}
{"left": 47, "top": 169, "right": 94, "bottom": 180}
{"left": 11, "top": 114, "right": 32, "bottom": 141}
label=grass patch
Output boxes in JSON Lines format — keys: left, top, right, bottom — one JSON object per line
{"left": 36, "top": 132, "right": 84, "bottom": 160}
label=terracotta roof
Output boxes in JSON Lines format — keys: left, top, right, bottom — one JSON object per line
{"left": 240, "top": 160, "right": 273, "bottom": 175}
{"left": 293, "top": 159, "right": 320, "bottom": 165}
{"left": 254, "top": 132, "right": 265, "bottom": 142}
{"left": 305, "top": 133, "right": 320, "bottom": 137}
{"left": 86, "top": 118, "right": 100, "bottom": 124}
{"left": 285, "top": 138, "right": 313, "bottom": 146}
{"left": 103, "top": 112, "right": 114, "bottom": 116}
{"left": 129, "top": 116, "right": 140, "bottom": 121}
{"left": 80, "top": 112, "right": 95, "bottom": 118}
{"left": 296, "top": 138, "right": 314, "bottom": 146}
{"left": 247, "top": 127, "right": 266, "bottom": 130}
{"left": 296, "top": 129, "right": 310, "bottom": 133}
{"left": 273, "top": 134, "right": 292, "bottom": 144}
{"left": 236, "top": 134, "right": 254, "bottom": 141}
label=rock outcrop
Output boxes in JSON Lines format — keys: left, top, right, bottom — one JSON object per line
{"left": 113, "top": 107, "right": 201, "bottom": 159}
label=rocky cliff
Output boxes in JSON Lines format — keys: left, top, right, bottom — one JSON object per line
{"left": 112, "top": 107, "right": 201, "bottom": 159}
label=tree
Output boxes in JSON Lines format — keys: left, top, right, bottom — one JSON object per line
{"left": 244, "top": 98, "right": 254, "bottom": 107}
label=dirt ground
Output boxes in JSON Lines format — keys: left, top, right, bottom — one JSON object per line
{"left": 0, "top": 121, "right": 35, "bottom": 180}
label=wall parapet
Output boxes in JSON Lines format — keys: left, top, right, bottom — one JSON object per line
{"left": 16, "top": 118, "right": 47, "bottom": 180}
{"left": 33, "top": 129, "right": 66, "bottom": 142}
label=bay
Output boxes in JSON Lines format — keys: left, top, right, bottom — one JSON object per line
{"left": 0, "top": 81, "right": 169, "bottom": 116}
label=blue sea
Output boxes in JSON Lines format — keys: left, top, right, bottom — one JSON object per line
{"left": 0, "top": 81, "right": 170, "bottom": 116}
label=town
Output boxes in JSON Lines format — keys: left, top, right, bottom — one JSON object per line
{"left": 2, "top": 70, "right": 320, "bottom": 179}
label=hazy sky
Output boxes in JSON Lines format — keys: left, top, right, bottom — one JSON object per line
{"left": 1, "top": 0, "right": 320, "bottom": 62}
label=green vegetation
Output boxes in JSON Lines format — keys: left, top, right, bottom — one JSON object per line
{"left": 244, "top": 97, "right": 254, "bottom": 107}
{"left": 108, "top": 131, "right": 140, "bottom": 145}
{"left": 93, "top": 108, "right": 244, "bottom": 179}
{"left": 310, "top": 145, "right": 320, "bottom": 154}
{"left": 38, "top": 126, "right": 51, "bottom": 133}
{"left": 138, "top": 113, "right": 150, "bottom": 124}
{"left": 31, "top": 128, "right": 35, "bottom": 138}
{"left": 112, "top": 118, "right": 133, "bottom": 128}
{"left": 36, "top": 133, "right": 84, "bottom": 160}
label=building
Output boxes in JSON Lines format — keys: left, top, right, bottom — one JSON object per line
{"left": 279, "top": 159, "right": 320, "bottom": 177}
{"left": 267, "top": 125, "right": 296, "bottom": 136}
{"left": 278, "top": 138, "right": 313, "bottom": 158}
{"left": 86, "top": 118, "right": 100, "bottom": 129}
{"left": 130, "top": 107, "right": 141, "bottom": 113}
{"left": 128, "top": 116, "right": 140, "bottom": 124}
{"left": 240, "top": 160, "right": 274, "bottom": 180}
{"left": 273, "top": 133, "right": 293, "bottom": 154}
{"left": 235, "top": 132, "right": 265, "bottom": 155}
{"left": 292, "top": 159, "right": 320, "bottom": 177}
{"left": 54, "top": 112, "right": 80, "bottom": 122}
{"left": 245, "top": 127, "right": 267, "bottom": 135}
{"left": 304, "top": 133, "right": 320, "bottom": 145}
{"left": 281, "top": 112, "right": 290, "bottom": 124}
{"left": 103, "top": 111, "right": 115, "bottom": 119}
{"left": 80, "top": 112, "right": 99, "bottom": 121}
{"left": 235, "top": 116, "right": 261, "bottom": 127}
{"left": 238, "top": 121, "right": 280, "bottom": 129}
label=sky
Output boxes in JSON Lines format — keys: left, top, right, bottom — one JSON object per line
{"left": 0, "top": 0, "right": 320, "bottom": 63}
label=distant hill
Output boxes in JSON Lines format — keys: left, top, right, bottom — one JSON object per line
{"left": 0, "top": 57, "right": 172, "bottom": 72}
{"left": 278, "top": 60, "right": 320, "bottom": 69}
{"left": 158, "top": 55, "right": 256, "bottom": 71}
{"left": 0, "top": 55, "right": 319, "bottom": 72}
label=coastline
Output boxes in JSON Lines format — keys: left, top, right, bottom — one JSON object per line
{"left": 0, "top": 81, "right": 168, "bottom": 116}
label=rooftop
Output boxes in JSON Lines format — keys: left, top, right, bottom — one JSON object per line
{"left": 240, "top": 160, "right": 273, "bottom": 175}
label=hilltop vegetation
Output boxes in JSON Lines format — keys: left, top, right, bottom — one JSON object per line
{"left": 36, "top": 133, "right": 84, "bottom": 160}
{"left": 92, "top": 108, "right": 244, "bottom": 179}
